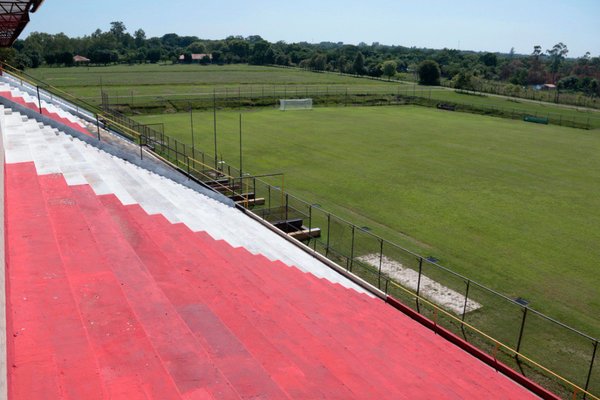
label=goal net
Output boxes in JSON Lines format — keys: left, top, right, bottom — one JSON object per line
{"left": 279, "top": 98, "right": 313, "bottom": 111}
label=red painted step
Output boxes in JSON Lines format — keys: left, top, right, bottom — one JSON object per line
{"left": 99, "top": 195, "right": 296, "bottom": 400}
{"left": 131, "top": 209, "right": 398, "bottom": 399}
{"left": 114, "top": 206, "right": 322, "bottom": 397}
{"left": 69, "top": 185, "right": 241, "bottom": 400}
{"left": 126, "top": 205, "right": 357, "bottom": 399}
{"left": 37, "top": 174, "right": 189, "bottom": 399}
{"left": 5, "top": 163, "right": 105, "bottom": 400}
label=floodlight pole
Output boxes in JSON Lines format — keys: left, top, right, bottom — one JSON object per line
{"left": 189, "top": 102, "right": 195, "bottom": 159}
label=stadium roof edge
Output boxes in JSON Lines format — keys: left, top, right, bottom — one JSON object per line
{"left": 0, "top": 0, "right": 44, "bottom": 47}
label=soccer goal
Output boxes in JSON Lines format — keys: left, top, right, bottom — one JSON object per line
{"left": 279, "top": 98, "right": 313, "bottom": 111}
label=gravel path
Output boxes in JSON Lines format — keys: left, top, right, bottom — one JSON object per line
{"left": 358, "top": 254, "right": 481, "bottom": 315}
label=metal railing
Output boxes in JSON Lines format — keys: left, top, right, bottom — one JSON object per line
{"left": 3, "top": 64, "right": 598, "bottom": 399}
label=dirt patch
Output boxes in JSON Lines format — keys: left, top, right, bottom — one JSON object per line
{"left": 358, "top": 254, "right": 481, "bottom": 315}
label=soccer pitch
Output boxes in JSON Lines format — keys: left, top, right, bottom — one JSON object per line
{"left": 135, "top": 105, "right": 600, "bottom": 339}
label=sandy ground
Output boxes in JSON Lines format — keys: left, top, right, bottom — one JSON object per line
{"left": 358, "top": 254, "right": 481, "bottom": 315}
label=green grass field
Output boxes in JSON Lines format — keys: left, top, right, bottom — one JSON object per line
{"left": 135, "top": 106, "right": 600, "bottom": 340}
{"left": 25, "top": 64, "right": 600, "bottom": 128}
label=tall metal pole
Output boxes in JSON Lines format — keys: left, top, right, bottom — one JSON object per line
{"left": 189, "top": 103, "right": 195, "bottom": 159}
{"left": 239, "top": 114, "right": 243, "bottom": 178}
{"left": 213, "top": 89, "right": 218, "bottom": 169}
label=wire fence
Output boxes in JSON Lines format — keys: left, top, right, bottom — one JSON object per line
{"left": 100, "top": 84, "right": 600, "bottom": 130}
{"left": 4, "top": 64, "right": 599, "bottom": 399}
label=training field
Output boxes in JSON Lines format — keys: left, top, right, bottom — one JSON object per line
{"left": 26, "top": 64, "right": 600, "bottom": 128}
{"left": 135, "top": 105, "right": 600, "bottom": 339}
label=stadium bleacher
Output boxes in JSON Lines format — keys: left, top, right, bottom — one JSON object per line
{"left": 0, "top": 77, "right": 549, "bottom": 399}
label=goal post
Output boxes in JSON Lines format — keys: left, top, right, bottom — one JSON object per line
{"left": 279, "top": 98, "right": 313, "bottom": 111}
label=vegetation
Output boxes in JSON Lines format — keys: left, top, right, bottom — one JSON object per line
{"left": 418, "top": 60, "right": 441, "bottom": 85}
{"left": 7, "top": 22, "right": 600, "bottom": 102}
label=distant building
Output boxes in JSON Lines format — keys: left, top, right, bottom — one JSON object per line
{"left": 178, "top": 53, "right": 213, "bottom": 63}
{"left": 532, "top": 83, "right": 557, "bottom": 91}
{"left": 73, "top": 55, "right": 90, "bottom": 64}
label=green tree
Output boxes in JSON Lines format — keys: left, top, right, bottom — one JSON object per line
{"left": 110, "top": 21, "right": 126, "bottom": 39}
{"left": 353, "top": 52, "right": 365, "bottom": 75}
{"left": 309, "top": 53, "right": 327, "bottom": 71}
{"left": 382, "top": 60, "right": 397, "bottom": 80}
{"left": 480, "top": 52, "right": 497, "bottom": 67}
{"left": 453, "top": 71, "right": 474, "bottom": 90}
{"left": 134, "top": 29, "right": 146, "bottom": 48}
{"left": 187, "top": 41, "right": 206, "bottom": 54}
{"left": 418, "top": 60, "right": 441, "bottom": 85}
{"left": 547, "top": 42, "right": 568, "bottom": 83}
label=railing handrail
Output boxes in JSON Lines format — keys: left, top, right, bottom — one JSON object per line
{"left": 388, "top": 280, "right": 600, "bottom": 400}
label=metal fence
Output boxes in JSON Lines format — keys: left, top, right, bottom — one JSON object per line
{"left": 100, "top": 84, "right": 599, "bottom": 130}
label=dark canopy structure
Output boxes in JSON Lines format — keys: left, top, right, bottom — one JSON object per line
{"left": 0, "top": 0, "right": 44, "bottom": 47}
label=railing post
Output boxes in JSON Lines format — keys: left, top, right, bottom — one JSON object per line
{"left": 349, "top": 225, "right": 355, "bottom": 271}
{"left": 416, "top": 257, "right": 423, "bottom": 312}
{"left": 378, "top": 239, "right": 384, "bottom": 289}
{"left": 326, "top": 213, "right": 331, "bottom": 257}
{"left": 95, "top": 114, "right": 101, "bottom": 141}
{"left": 462, "top": 280, "right": 471, "bottom": 321}
{"left": 583, "top": 340, "right": 598, "bottom": 399}
{"left": 285, "top": 193, "right": 289, "bottom": 223}
{"left": 308, "top": 204, "right": 312, "bottom": 246}
{"left": 36, "top": 86, "right": 42, "bottom": 114}
{"left": 516, "top": 306, "right": 528, "bottom": 356}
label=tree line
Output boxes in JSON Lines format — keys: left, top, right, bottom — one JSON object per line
{"left": 4, "top": 21, "right": 600, "bottom": 97}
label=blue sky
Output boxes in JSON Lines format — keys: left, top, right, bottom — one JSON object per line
{"left": 23, "top": 0, "right": 600, "bottom": 57}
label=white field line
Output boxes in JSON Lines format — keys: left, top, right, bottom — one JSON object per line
{"left": 358, "top": 254, "right": 481, "bottom": 315}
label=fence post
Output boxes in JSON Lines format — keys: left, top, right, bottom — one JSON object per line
{"left": 285, "top": 193, "right": 289, "bottom": 224}
{"left": 378, "top": 239, "right": 384, "bottom": 289}
{"left": 584, "top": 340, "right": 598, "bottom": 399}
{"left": 36, "top": 86, "right": 42, "bottom": 114}
{"left": 349, "top": 225, "right": 355, "bottom": 271}
{"left": 308, "top": 204, "right": 312, "bottom": 247}
{"left": 416, "top": 257, "right": 423, "bottom": 312}
{"left": 326, "top": 213, "right": 331, "bottom": 257}
{"left": 516, "top": 306, "right": 528, "bottom": 356}
{"left": 95, "top": 114, "right": 101, "bottom": 141}
{"left": 462, "top": 280, "right": 471, "bottom": 321}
